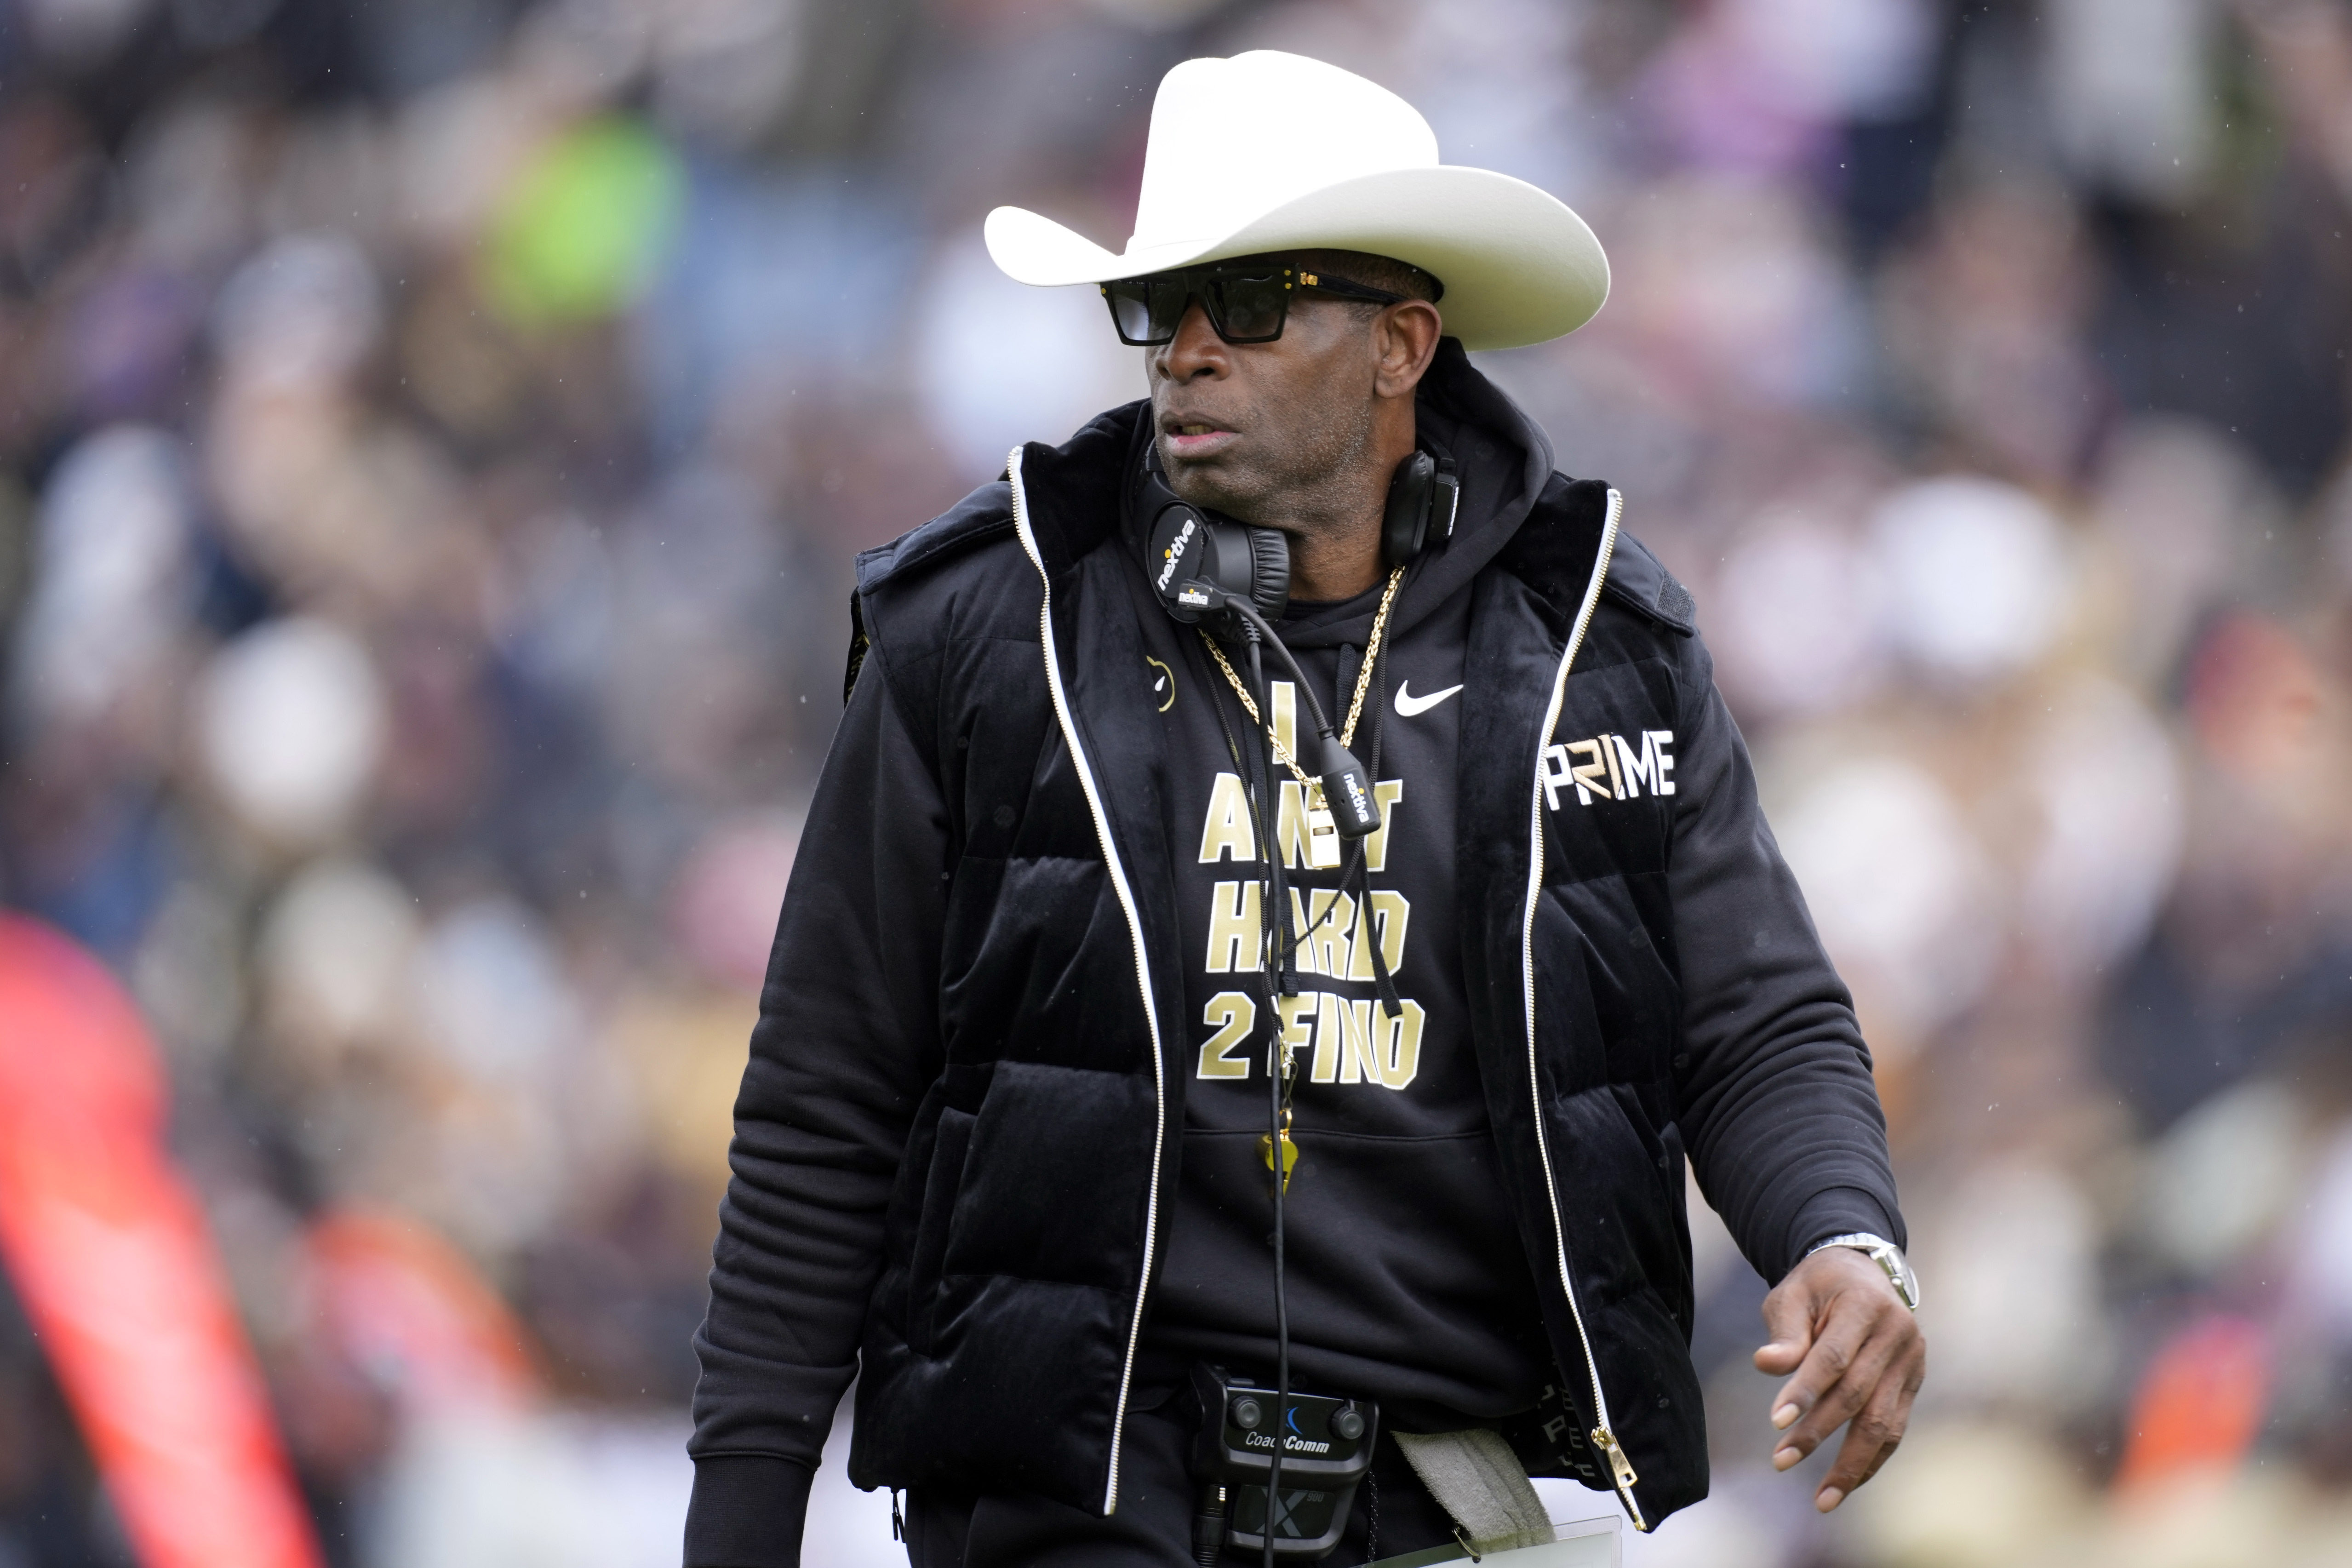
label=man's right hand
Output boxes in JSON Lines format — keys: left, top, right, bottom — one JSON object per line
{"left": 1752, "top": 1245, "right": 1926, "bottom": 1513}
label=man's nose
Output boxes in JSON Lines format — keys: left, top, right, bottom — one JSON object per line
{"left": 1157, "top": 297, "right": 1228, "bottom": 381}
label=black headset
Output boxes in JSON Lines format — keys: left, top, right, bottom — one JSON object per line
{"left": 1137, "top": 444, "right": 1456, "bottom": 845}
{"left": 1139, "top": 446, "right": 1457, "bottom": 629}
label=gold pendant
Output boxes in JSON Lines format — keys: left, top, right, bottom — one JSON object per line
{"left": 1260, "top": 1129, "right": 1299, "bottom": 1192}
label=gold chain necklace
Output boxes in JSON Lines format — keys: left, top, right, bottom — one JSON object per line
{"left": 1197, "top": 565, "right": 1405, "bottom": 789}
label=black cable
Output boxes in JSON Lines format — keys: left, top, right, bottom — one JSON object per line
{"left": 1198, "top": 643, "right": 1276, "bottom": 1567}
{"left": 1266, "top": 981, "right": 1288, "bottom": 1568}
{"left": 1207, "top": 586, "right": 1409, "bottom": 1562}
{"left": 1354, "top": 630, "right": 1403, "bottom": 1021}
{"left": 1198, "top": 628, "right": 1287, "bottom": 1023}
{"left": 1222, "top": 594, "right": 1396, "bottom": 1562}
{"left": 1245, "top": 631, "right": 1291, "bottom": 1568}
{"left": 1244, "top": 631, "right": 1301, "bottom": 999}
{"left": 1221, "top": 596, "right": 1336, "bottom": 739}
{"left": 1207, "top": 591, "right": 1373, "bottom": 982}
{"left": 1230, "top": 609, "right": 1391, "bottom": 1061}
{"left": 1201, "top": 637, "right": 1250, "bottom": 778}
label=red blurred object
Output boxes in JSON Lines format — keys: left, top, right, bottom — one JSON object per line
{"left": 0, "top": 914, "right": 324, "bottom": 1568}
{"left": 305, "top": 1206, "right": 540, "bottom": 1416}
{"left": 2114, "top": 1312, "right": 2274, "bottom": 1491}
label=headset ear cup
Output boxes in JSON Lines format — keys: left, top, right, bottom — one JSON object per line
{"left": 1244, "top": 526, "right": 1290, "bottom": 622}
{"left": 1382, "top": 451, "right": 1436, "bottom": 570}
{"left": 1138, "top": 447, "right": 1288, "bottom": 628}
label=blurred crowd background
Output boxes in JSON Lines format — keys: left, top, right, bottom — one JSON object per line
{"left": 3, "top": 0, "right": 2352, "bottom": 1564}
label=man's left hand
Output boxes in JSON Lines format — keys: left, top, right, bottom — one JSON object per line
{"left": 1752, "top": 1245, "right": 1926, "bottom": 1512}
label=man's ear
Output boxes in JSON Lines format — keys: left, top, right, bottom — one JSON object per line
{"left": 1373, "top": 300, "right": 1444, "bottom": 400}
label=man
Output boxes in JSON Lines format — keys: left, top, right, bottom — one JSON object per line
{"left": 687, "top": 51, "right": 1922, "bottom": 1568}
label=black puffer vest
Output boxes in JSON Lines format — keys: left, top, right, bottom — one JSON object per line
{"left": 843, "top": 400, "right": 1707, "bottom": 1530}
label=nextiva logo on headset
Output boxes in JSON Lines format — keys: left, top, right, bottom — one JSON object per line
{"left": 1156, "top": 515, "right": 1200, "bottom": 594}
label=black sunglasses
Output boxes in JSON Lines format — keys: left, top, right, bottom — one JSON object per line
{"left": 1099, "top": 260, "right": 1431, "bottom": 346}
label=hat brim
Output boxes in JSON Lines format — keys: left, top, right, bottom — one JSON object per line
{"left": 984, "top": 165, "right": 1608, "bottom": 352}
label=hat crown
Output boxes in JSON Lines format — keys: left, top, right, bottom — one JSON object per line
{"left": 1129, "top": 52, "right": 1439, "bottom": 254}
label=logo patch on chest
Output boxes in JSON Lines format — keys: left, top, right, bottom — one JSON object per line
{"left": 1540, "top": 730, "right": 1675, "bottom": 809}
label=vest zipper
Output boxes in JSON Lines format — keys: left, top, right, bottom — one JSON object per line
{"left": 1005, "top": 448, "right": 1168, "bottom": 1516}
{"left": 1519, "top": 488, "right": 1649, "bottom": 1532}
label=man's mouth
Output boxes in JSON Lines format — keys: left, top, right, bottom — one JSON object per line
{"left": 1161, "top": 418, "right": 1237, "bottom": 455}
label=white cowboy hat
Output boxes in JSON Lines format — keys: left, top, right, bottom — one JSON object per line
{"left": 984, "top": 50, "right": 1608, "bottom": 351}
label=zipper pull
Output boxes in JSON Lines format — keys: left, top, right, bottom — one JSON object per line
{"left": 1591, "top": 1428, "right": 1648, "bottom": 1531}
{"left": 891, "top": 1488, "right": 904, "bottom": 1541}
{"left": 1591, "top": 1427, "right": 1638, "bottom": 1490}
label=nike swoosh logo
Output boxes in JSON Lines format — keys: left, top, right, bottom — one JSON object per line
{"left": 1394, "top": 681, "right": 1463, "bottom": 717}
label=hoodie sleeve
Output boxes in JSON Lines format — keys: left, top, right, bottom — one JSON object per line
{"left": 685, "top": 633, "right": 949, "bottom": 1566}
{"left": 1662, "top": 631, "right": 1905, "bottom": 1284}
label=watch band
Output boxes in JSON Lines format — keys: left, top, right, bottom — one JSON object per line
{"left": 1807, "top": 1232, "right": 1920, "bottom": 1311}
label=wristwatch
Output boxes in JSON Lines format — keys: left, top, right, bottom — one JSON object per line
{"left": 1807, "top": 1233, "right": 1920, "bottom": 1311}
